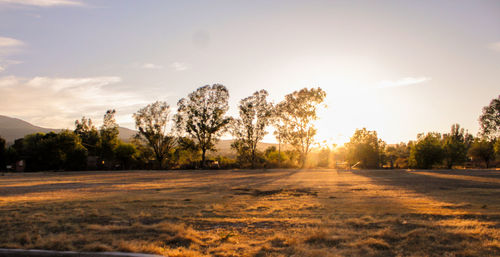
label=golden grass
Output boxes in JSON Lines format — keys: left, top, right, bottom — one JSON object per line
{"left": 0, "top": 169, "right": 499, "bottom": 256}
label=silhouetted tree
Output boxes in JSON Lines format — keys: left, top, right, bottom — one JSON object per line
{"left": 0, "top": 136, "right": 5, "bottom": 170}
{"left": 23, "top": 131, "right": 87, "bottom": 171}
{"left": 495, "top": 139, "right": 500, "bottom": 160}
{"left": 442, "top": 124, "right": 472, "bottom": 169}
{"left": 74, "top": 116, "right": 99, "bottom": 155}
{"left": 275, "top": 87, "right": 326, "bottom": 167}
{"left": 345, "top": 128, "right": 384, "bottom": 168}
{"left": 468, "top": 138, "right": 495, "bottom": 168}
{"left": 176, "top": 84, "right": 232, "bottom": 167}
{"left": 133, "top": 101, "right": 176, "bottom": 169}
{"left": 409, "top": 133, "right": 444, "bottom": 169}
{"left": 479, "top": 95, "right": 500, "bottom": 139}
{"left": 231, "top": 90, "right": 273, "bottom": 168}
{"left": 174, "top": 137, "right": 201, "bottom": 169}
{"left": 115, "top": 142, "right": 138, "bottom": 169}
{"left": 99, "top": 109, "right": 119, "bottom": 167}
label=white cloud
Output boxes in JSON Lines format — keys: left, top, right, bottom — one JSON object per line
{"left": 141, "top": 63, "right": 164, "bottom": 69}
{"left": 0, "top": 37, "right": 24, "bottom": 72}
{"left": 488, "top": 42, "right": 500, "bottom": 53}
{"left": 0, "top": 37, "right": 24, "bottom": 48}
{"left": 170, "top": 62, "right": 188, "bottom": 71}
{"left": 0, "top": 76, "right": 149, "bottom": 128}
{"left": 0, "top": 0, "right": 83, "bottom": 7}
{"left": 377, "top": 77, "right": 431, "bottom": 89}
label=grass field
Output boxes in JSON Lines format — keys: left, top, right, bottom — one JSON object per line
{"left": 0, "top": 169, "right": 499, "bottom": 256}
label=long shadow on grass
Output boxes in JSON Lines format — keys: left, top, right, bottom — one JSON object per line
{"left": 354, "top": 169, "right": 500, "bottom": 220}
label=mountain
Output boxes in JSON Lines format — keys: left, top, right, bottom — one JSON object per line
{"left": 117, "top": 127, "right": 137, "bottom": 142}
{"left": 0, "top": 115, "right": 136, "bottom": 143}
{"left": 0, "top": 115, "right": 62, "bottom": 143}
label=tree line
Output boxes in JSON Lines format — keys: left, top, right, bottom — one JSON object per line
{"left": 329, "top": 95, "right": 500, "bottom": 169}
{"left": 0, "top": 87, "right": 498, "bottom": 171}
{"left": 0, "top": 85, "right": 326, "bottom": 171}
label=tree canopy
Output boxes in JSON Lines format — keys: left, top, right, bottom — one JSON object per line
{"left": 479, "top": 95, "right": 500, "bottom": 139}
{"left": 231, "top": 90, "right": 273, "bottom": 167}
{"left": 275, "top": 87, "right": 326, "bottom": 167}
{"left": 175, "top": 84, "right": 232, "bottom": 167}
{"left": 133, "top": 101, "right": 176, "bottom": 169}
{"left": 345, "top": 128, "right": 384, "bottom": 168}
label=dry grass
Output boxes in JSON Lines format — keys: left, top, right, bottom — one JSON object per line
{"left": 0, "top": 169, "right": 499, "bottom": 256}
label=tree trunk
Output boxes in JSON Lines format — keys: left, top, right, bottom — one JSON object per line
{"left": 278, "top": 135, "right": 281, "bottom": 168}
{"left": 201, "top": 148, "right": 206, "bottom": 168}
{"left": 301, "top": 153, "right": 307, "bottom": 168}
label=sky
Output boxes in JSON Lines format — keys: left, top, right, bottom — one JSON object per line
{"left": 0, "top": 0, "right": 499, "bottom": 145}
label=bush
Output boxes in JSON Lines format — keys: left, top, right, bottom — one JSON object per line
{"left": 409, "top": 133, "right": 444, "bottom": 169}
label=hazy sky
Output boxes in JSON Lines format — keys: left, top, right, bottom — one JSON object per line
{"left": 0, "top": 0, "right": 499, "bottom": 144}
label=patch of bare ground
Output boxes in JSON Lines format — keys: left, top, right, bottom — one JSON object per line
{"left": 0, "top": 169, "right": 499, "bottom": 256}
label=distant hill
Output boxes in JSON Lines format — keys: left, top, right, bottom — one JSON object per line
{"left": 0, "top": 115, "right": 62, "bottom": 143}
{"left": 0, "top": 115, "right": 137, "bottom": 143}
{"left": 117, "top": 127, "right": 137, "bottom": 142}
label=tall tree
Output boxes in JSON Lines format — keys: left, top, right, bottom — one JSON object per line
{"left": 99, "top": 109, "right": 119, "bottom": 166}
{"left": 74, "top": 116, "right": 100, "bottom": 156}
{"left": 479, "top": 95, "right": 500, "bottom": 139}
{"left": 176, "top": 84, "right": 232, "bottom": 167}
{"left": 442, "top": 124, "right": 472, "bottom": 169}
{"left": 345, "top": 128, "right": 384, "bottom": 168}
{"left": 231, "top": 90, "right": 273, "bottom": 168}
{"left": 133, "top": 101, "right": 176, "bottom": 169}
{"left": 275, "top": 87, "right": 326, "bottom": 167}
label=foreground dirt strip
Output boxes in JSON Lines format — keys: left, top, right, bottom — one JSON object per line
{"left": 0, "top": 249, "right": 162, "bottom": 257}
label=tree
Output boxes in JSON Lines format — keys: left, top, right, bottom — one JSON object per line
{"left": 0, "top": 136, "right": 5, "bottom": 170}
{"left": 176, "top": 84, "right": 232, "bottom": 167}
{"left": 99, "top": 109, "right": 119, "bottom": 166}
{"left": 58, "top": 131, "right": 88, "bottom": 171}
{"left": 174, "top": 137, "right": 201, "bottom": 169}
{"left": 264, "top": 146, "right": 287, "bottom": 167}
{"left": 479, "top": 95, "right": 500, "bottom": 139}
{"left": 74, "top": 116, "right": 100, "bottom": 156}
{"left": 275, "top": 87, "right": 326, "bottom": 167}
{"left": 115, "top": 142, "right": 138, "bottom": 169}
{"left": 468, "top": 138, "right": 495, "bottom": 168}
{"left": 409, "top": 133, "right": 444, "bottom": 169}
{"left": 389, "top": 143, "right": 410, "bottom": 169}
{"left": 231, "top": 90, "right": 273, "bottom": 168}
{"left": 495, "top": 139, "right": 500, "bottom": 160}
{"left": 133, "top": 101, "right": 176, "bottom": 169}
{"left": 22, "top": 131, "right": 87, "bottom": 171}
{"left": 442, "top": 124, "right": 472, "bottom": 169}
{"left": 384, "top": 145, "right": 398, "bottom": 169}
{"left": 345, "top": 128, "right": 384, "bottom": 168}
